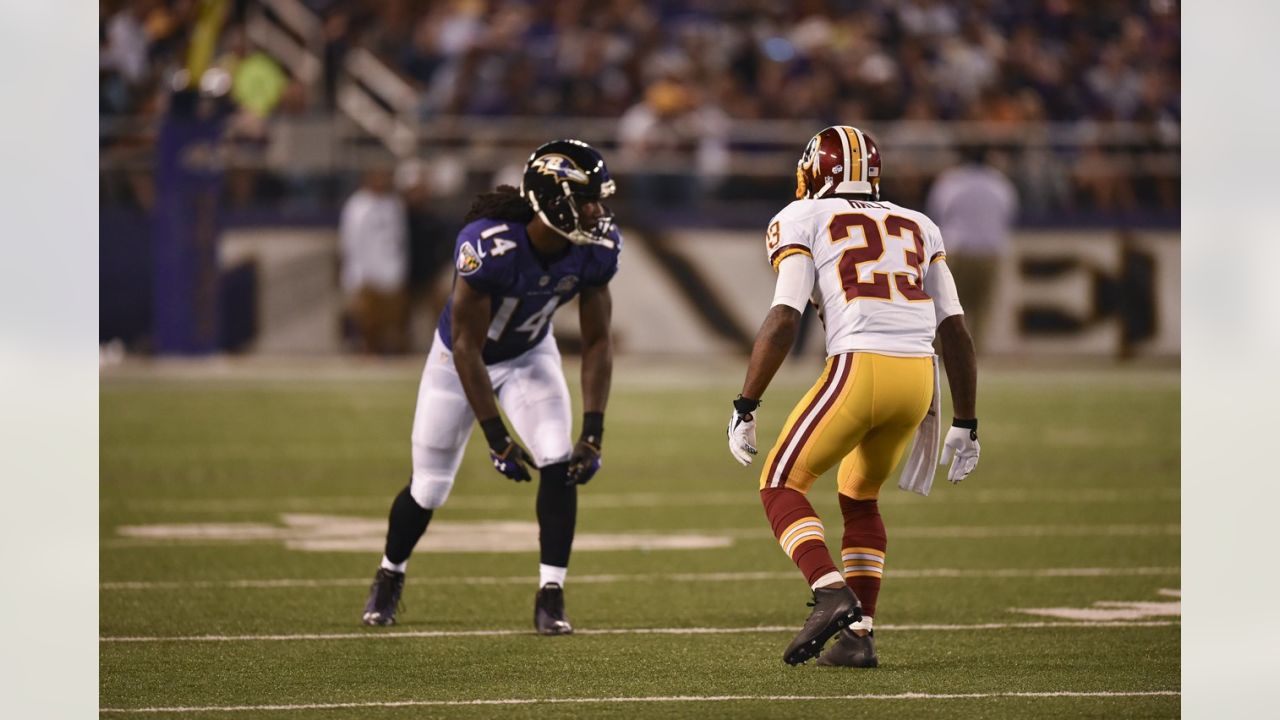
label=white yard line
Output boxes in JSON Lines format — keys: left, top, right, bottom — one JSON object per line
{"left": 100, "top": 565, "right": 1179, "bottom": 591}
{"left": 101, "top": 523, "right": 1180, "bottom": 549}
{"left": 100, "top": 620, "right": 1179, "bottom": 644}
{"left": 99, "top": 690, "right": 1180, "bottom": 714}
{"left": 103, "top": 487, "right": 1179, "bottom": 513}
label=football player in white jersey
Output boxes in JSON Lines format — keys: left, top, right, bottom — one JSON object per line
{"left": 726, "top": 125, "right": 980, "bottom": 667}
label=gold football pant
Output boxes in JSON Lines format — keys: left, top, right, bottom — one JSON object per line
{"left": 759, "top": 352, "right": 933, "bottom": 499}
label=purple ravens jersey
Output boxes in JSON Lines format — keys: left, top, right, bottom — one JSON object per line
{"left": 437, "top": 218, "right": 621, "bottom": 364}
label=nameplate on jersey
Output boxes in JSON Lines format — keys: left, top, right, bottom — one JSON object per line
{"left": 457, "top": 241, "right": 483, "bottom": 276}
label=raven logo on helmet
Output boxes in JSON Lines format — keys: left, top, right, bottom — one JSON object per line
{"left": 521, "top": 139, "right": 618, "bottom": 247}
{"left": 530, "top": 154, "right": 591, "bottom": 185}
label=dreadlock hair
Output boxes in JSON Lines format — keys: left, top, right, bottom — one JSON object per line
{"left": 463, "top": 185, "right": 535, "bottom": 224}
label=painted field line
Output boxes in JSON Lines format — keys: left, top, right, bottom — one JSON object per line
{"left": 101, "top": 565, "right": 1179, "bottom": 591}
{"left": 104, "top": 487, "right": 1179, "bottom": 514}
{"left": 100, "top": 620, "right": 1178, "bottom": 644}
{"left": 628, "top": 524, "right": 1180, "bottom": 541}
{"left": 100, "top": 690, "right": 1181, "bottom": 714}
{"left": 101, "top": 523, "right": 1181, "bottom": 549}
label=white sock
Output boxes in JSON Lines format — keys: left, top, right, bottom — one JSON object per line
{"left": 539, "top": 563, "right": 567, "bottom": 587}
{"left": 380, "top": 556, "right": 407, "bottom": 573}
{"left": 811, "top": 571, "right": 845, "bottom": 590}
{"left": 849, "top": 615, "right": 874, "bottom": 635}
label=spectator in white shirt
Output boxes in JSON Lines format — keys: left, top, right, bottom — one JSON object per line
{"left": 925, "top": 146, "right": 1018, "bottom": 349}
{"left": 340, "top": 169, "right": 409, "bottom": 354}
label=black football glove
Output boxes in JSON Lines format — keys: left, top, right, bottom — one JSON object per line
{"left": 480, "top": 417, "right": 534, "bottom": 482}
{"left": 566, "top": 412, "right": 604, "bottom": 485}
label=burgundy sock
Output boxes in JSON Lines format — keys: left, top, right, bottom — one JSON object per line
{"left": 761, "top": 487, "right": 839, "bottom": 586}
{"left": 839, "top": 493, "right": 886, "bottom": 617}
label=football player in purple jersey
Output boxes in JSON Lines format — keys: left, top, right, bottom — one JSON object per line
{"left": 362, "top": 140, "right": 620, "bottom": 635}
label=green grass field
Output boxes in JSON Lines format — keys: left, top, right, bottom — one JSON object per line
{"left": 100, "top": 359, "right": 1180, "bottom": 718}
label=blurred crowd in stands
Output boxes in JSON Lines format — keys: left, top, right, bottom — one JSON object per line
{"left": 336, "top": 0, "right": 1179, "bottom": 124}
{"left": 101, "top": 0, "right": 1180, "bottom": 220}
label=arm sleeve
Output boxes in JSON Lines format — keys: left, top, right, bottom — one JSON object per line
{"left": 771, "top": 252, "right": 817, "bottom": 312}
{"left": 924, "top": 259, "right": 964, "bottom": 324}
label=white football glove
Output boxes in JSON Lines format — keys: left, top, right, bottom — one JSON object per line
{"left": 727, "top": 409, "right": 758, "bottom": 466}
{"left": 939, "top": 424, "right": 980, "bottom": 483}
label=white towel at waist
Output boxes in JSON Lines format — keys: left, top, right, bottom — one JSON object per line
{"left": 897, "top": 355, "right": 941, "bottom": 496}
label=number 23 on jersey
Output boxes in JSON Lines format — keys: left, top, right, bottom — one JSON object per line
{"left": 828, "top": 213, "right": 931, "bottom": 303}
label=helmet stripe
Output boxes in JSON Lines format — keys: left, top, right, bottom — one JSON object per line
{"left": 832, "top": 126, "right": 853, "bottom": 186}
{"left": 848, "top": 126, "right": 867, "bottom": 183}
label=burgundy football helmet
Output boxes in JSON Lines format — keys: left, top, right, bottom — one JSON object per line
{"left": 795, "top": 125, "right": 882, "bottom": 200}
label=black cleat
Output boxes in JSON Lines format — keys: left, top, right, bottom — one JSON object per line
{"left": 817, "top": 628, "right": 878, "bottom": 668}
{"left": 361, "top": 568, "right": 405, "bottom": 626}
{"left": 534, "top": 583, "right": 574, "bottom": 635}
{"left": 782, "top": 585, "right": 862, "bottom": 666}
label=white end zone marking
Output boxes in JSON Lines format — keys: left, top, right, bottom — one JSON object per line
{"left": 99, "top": 690, "right": 1181, "bottom": 714}
{"left": 115, "top": 516, "right": 729, "bottom": 553}
{"left": 1013, "top": 589, "right": 1181, "bottom": 622}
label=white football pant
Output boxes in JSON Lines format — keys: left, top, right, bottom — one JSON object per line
{"left": 408, "top": 331, "right": 573, "bottom": 509}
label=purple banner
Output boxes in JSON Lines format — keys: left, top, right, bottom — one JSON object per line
{"left": 150, "top": 97, "right": 225, "bottom": 355}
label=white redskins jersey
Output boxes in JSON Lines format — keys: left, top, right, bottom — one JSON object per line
{"left": 765, "top": 197, "right": 953, "bottom": 356}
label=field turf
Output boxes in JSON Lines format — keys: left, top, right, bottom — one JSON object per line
{"left": 100, "top": 359, "right": 1180, "bottom": 718}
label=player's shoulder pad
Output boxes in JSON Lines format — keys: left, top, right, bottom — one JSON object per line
{"left": 455, "top": 219, "right": 520, "bottom": 279}
{"left": 581, "top": 226, "right": 623, "bottom": 286}
{"left": 767, "top": 199, "right": 833, "bottom": 241}
{"left": 765, "top": 200, "right": 827, "bottom": 260}
{"left": 892, "top": 202, "right": 944, "bottom": 240}
{"left": 769, "top": 198, "right": 830, "bottom": 225}
{"left": 882, "top": 200, "right": 933, "bottom": 226}
{"left": 885, "top": 202, "right": 946, "bottom": 262}
{"left": 596, "top": 225, "right": 623, "bottom": 256}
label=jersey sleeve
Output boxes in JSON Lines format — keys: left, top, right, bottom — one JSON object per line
{"left": 454, "top": 221, "right": 516, "bottom": 294}
{"left": 771, "top": 252, "right": 817, "bottom": 312}
{"left": 764, "top": 202, "right": 817, "bottom": 272}
{"left": 582, "top": 227, "right": 623, "bottom": 287}
{"left": 919, "top": 216, "right": 962, "bottom": 323}
{"left": 922, "top": 216, "right": 948, "bottom": 268}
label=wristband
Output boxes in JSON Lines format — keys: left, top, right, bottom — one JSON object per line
{"left": 951, "top": 417, "right": 978, "bottom": 430}
{"left": 581, "top": 411, "right": 604, "bottom": 447}
{"left": 479, "top": 417, "right": 511, "bottom": 449}
{"left": 734, "top": 395, "right": 761, "bottom": 415}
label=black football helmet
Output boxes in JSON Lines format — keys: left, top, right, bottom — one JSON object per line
{"left": 521, "top": 139, "right": 617, "bottom": 246}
